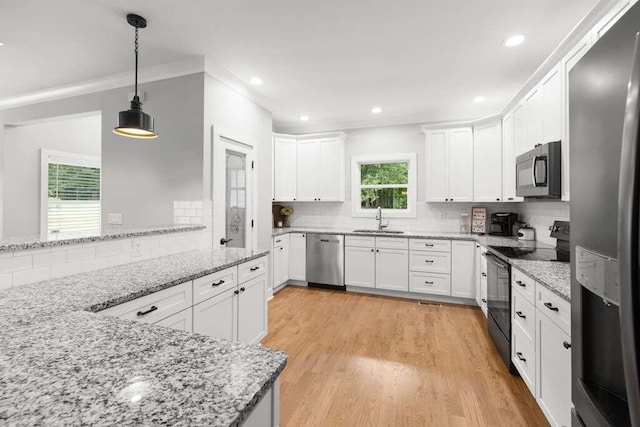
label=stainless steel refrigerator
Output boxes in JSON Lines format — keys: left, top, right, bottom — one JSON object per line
{"left": 570, "top": 2, "right": 640, "bottom": 425}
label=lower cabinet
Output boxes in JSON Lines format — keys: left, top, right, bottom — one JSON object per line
{"left": 345, "top": 246, "right": 376, "bottom": 288}
{"left": 289, "top": 233, "right": 306, "bottom": 281}
{"left": 155, "top": 307, "right": 194, "bottom": 332}
{"left": 237, "top": 275, "right": 268, "bottom": 344}
{"left": 409, "top": 271, "right": 450, "bottom": 296}
{"left": 272, "top": 235, "right": 290, "bottom": 288}
{"left": 536, "top": 309, "right": 572, "bottom": 427}
{"left": 451, "top": 241, "right": 475, "bottom": 298}
{"left": 345, "top": 237, "right": 408, "bottom": 291}
{"left": 375, "top": 248, "right": 409, "bottom": 291}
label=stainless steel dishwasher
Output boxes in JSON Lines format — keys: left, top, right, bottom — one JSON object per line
{"left": 306, "top": 234, "right": 345, "bottom": 289}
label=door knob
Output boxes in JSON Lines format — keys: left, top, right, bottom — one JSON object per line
{"left": 220, "top": 238, "right": 233, "bottom": 245}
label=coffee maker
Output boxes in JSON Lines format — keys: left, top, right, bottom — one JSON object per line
{"left": 489, "top": 213, "right": 519, "bottom": 236}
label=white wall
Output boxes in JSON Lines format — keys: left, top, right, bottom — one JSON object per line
{"left": 3, "top": 115, "right": 101, "bottom": 237}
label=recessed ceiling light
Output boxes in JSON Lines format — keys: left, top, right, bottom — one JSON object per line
{"left": 250, "top": 76, "right": 263, "bottom": 85}
{"left": 371, "top": 107, "right": 382, "bottom": 114}
{"left": 473, "top": 96, "right": 486, "bottom": 103}
{"left": 504, "top": 34, "right": 525, "bottom": 47}
{"left": 0, "top": 42, "right": 4, "bottom": 47}
{"left": 300, "top": 115, "right": 309, "bottom": 121}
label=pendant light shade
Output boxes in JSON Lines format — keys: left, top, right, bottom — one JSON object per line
{"left": 113, "top": 14, "right": 158, "bottom": 139}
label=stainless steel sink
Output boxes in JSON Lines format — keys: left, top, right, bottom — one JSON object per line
{"left": 353, "top": 229, "right": 405, "bottom": 234}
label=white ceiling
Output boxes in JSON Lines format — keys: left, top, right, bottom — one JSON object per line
{"left": 0, "top": 0, "right": 603, "bottom": 132}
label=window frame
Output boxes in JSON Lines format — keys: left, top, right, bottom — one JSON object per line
{"left": 351, "top": 152, "right": 417, "bottom": 218}
{"left": 40, "top": 149, "right": 102, "bottom": 240}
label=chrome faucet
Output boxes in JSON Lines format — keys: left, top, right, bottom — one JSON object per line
{"left": 376, "top": 206, "right": 389, "bottom": 231}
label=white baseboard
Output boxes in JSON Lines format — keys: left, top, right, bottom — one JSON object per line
{"left": 345, "top": 286, "right": 479, "bottom": 307}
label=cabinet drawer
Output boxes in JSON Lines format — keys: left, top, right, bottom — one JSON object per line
{"left": 272, "top": 236, "right": 285, "bottom": 248}
{"left": 512, "top": 291, "right": 536, "bottom": 341}
{"left": 375, "top": 237, "right": 408, "bottom": 250}
{"left": 239, "top": 256, "right": 268, "bottom": 284}
{"left": 512, "top": 268, "right": 536, "bottom": 303}
{"left": 512, "top": 322, "right": 536, "bottom": 396}
{"left": 536, "top": 284, "right": 571, "bottom": 335}
{"left": 193, "top": 266, "right": 238, "bottom": 305}
{"left": 99, "top": 281, "right": 192, "bottom": 324}
{"left": 154, "top": 307, "right": 193, "bottom": 332}
{"left": 409, "top": 251, "right": 451, "bottom": 274}
{"left": 345, "top": 235, "right": 375, "bottom": 248}
{"left": 409, "top": 239, "right": 451, "bottom": 252}
{"left": 409, "top": 272, "right": 451, "bottom": 296}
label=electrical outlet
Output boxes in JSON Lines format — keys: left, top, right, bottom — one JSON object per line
{"left": 108, "top": 213, "right": 123, "bottom": 225}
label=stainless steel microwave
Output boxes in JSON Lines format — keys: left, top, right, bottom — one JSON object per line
{"left": 515, "top": 141, "right": 561, "bottom": 198}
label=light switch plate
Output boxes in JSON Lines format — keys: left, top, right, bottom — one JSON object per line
{"left": 108, "top": 213, "right": 123, "bottom": 225}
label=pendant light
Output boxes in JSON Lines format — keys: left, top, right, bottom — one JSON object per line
{"left": 113, "top": 14, "right": 158, "bottom": 139}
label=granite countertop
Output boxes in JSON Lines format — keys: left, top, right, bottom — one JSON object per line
{"left": 0, "top": 248, "right": 287, "bottom": 426}
{"left": 0, "top": 225, "right": 206, "bottom": 253}
{"left": 272, "top": 227, "right": 570, "bottom": 302}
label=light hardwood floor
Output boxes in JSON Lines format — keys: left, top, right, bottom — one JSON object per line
{"left": 262, "top": 286, "right": 548, "bottom": 427}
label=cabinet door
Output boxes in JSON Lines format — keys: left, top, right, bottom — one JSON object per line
{"left": 451, "top": 241, "right": 475, "bottom": 299}
{"left": 541, "top": 66, "right": 564, "bottom": 143}
{"left": 317, "top": 138, "right": 342, "bottom": 201}
{"left": 480, "top": 247, "right": 488, "bottom": 316}
{"left": 473, "top": 122, "right": 502, "bottom": 202}
{"left": 238, "top": 275, "right": 268, "bottom": 344}
{"left": 592, "top": 0, "right": 635, "bottom": 41}
{"left": 345, "top": 246, "right": 375, "bottom": 288}
{"left": 447, "top": 128, "right": 473, "bottom": 202}
{"left": 154, "top": 307, "right": 193, "bottom": 332}
{"left": 537, "top": 311, "right": 572, "bottom": 427}
{"left": 272, "top": 245, "right": 283, "bottom": 287}
{"left": 296, "top": 139, "right": 318, "bottom": 201}
{"left": 513, "top": 101, "right": 528, "bottom": 157}
{"left": 526, "top": 86, "right": 543, "bottom": 150}
{"left": 280, "top": 238, "right": 290, "bottom": 284}
{"left": 562, "top": 35, "right": 592, "bottom": 202}
{"left": 273, "top": 136, "right": 297, "bottom": 201}
{"left": 375, "top": 248, "right": 409, "bottom": 291}
{"left": 193, "top": 288, "right": 237, "bottom": 341}
{"left": 502, "top": 112, "right": 523, "bottom": 202}
{"left": 425, "top": 130, "right": 449, "bottom": 202}
{"left": 289, "top": 233, "right": 307, "bottom": 281}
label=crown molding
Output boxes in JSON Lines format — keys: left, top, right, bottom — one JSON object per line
{"left": 0, "top": 56, "right": 206, "bottom": 111}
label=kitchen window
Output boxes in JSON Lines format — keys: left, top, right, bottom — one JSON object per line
{"left": 351, "top": 153, "right": 417, "bottom": 218}
{"left": 40, "top": 150, "right": 101, "bottom": 240}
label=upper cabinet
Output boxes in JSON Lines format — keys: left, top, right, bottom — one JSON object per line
{"left": 541, "top": 66, "right": 564, "bottom": 143}
{"left": 502, "top": 112, "right": 523, "bottom": 202}
{"left": 424, "top": 127, "right": 473, "bottom": 202}
{"left": 473, "top": 120, "right": 502, "bottom": 202}
{"left": 272, "top": 132, "right": 346, "bottom": 202}
{"left": 525, "top": 86, "right": 543, "bottom": 154}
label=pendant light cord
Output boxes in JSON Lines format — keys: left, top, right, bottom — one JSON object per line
{"left": 134, "top": 27, "right": 139, "bottom": 99}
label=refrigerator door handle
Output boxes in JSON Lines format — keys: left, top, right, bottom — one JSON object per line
{"left": 618, "top": 33, "right": 640, "bottom": 427}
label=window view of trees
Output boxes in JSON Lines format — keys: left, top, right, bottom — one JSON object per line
{"left": 360, "top": 162, "right": 408, "bottom": 209}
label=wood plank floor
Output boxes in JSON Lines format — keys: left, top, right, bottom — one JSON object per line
{"left": 261, "top": 286, "right": 548, "bottom": 427}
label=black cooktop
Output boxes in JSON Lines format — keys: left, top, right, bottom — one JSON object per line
{"left": 489, "top": 246, "right": 570, "bottom": 263}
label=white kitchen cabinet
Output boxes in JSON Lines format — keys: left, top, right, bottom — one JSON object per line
{"left": 502, "top": 112, "right": 523, "bottom": 202}
{"left": 451, "top": 241, "right": 475, "bottom": 299}
{"left": 296, "top": 139, "right": 318, "bottom": 202}
{"left": 541, "top": 66, "right": 564, "bottom": 144}
{"left": 193, "top": 287, "right": 237, "bottom": 341}
{"left": 154, "top": 307, "right": 193, "bottom": 332}
{"left": 294, "top": 135, "right": 345, "bottom": 202}
{"left": 237, "top": 274, "right": 268, "bottom": 344}
{"left": 345, "top": 246, "right": 376, "bottom": 288}
{"left": 289, "top": 233, "right": 306, "bottom": 281}
{"left": 271, "top": 244, "right": 282, "bottom": 291}
{"left": 513, "top": 101, "right": 528, "bottom": 157}
{"left": 424, "top": 127, "right": 473, "bottom": 202}
{"left": 525, "top": 86, "right": 543, "bottom": 151}
{"left": 480, "top": 247, "right": 488, "bottom": 316}
{"left": 273, "top": 135, "right": 297, "bottom": 202}
{"left": 272, "top": 235, "right": 290, "bottom": 287}
{"left": 375, "top": 248, "right": 409, "bottom": 291}
{"left": 473, "top": 121, "right": 502, "bottom": 202}
{"left": 537, "top": 310, "right": 572, "bottom": 427}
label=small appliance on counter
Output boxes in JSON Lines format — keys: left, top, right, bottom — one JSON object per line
{"left": 489, "top": 213, "right": 519, "bottom": 236}
{"left": 517, "top": 227, "right": 535, "bottom": 241}
{"left": 512, "top": 221, "right": 528, "bottom": 238}
{"left": 471, "top": 207, "right": 487, "bottom": 234}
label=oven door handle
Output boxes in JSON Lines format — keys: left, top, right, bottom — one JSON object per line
{"left": 485, "top": 252, "right": 508, "bottom": 269}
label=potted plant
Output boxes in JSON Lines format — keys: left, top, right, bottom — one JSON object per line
{"left": 280, "top": 206, "right": 294, "bottom": 227}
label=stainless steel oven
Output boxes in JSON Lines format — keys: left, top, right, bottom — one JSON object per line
{"left": 485, "top": 252, "right": 516, "bottom": 373}
{"left": 516, "top": 141, "right": 562, "bottom": 198}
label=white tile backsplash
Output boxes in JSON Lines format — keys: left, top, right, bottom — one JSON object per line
{"left": 515, "top": 201, "right": 570, "bottom": 245}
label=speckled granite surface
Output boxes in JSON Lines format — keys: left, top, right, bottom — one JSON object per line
{"left": 510, "top": 259, "right": 571, "bottom": 302}
{"left": 0, "top": 247, "right": 286, "bottom": 426}
{"left": 0, "top": 225, "right": 205, "bottom": 253}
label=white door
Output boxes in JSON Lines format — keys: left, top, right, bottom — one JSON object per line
{"left": 541, "top": 66, "right": 564, "bottom": 143}
{"left": 473, "top": 122, "right": 502, "bottom": 202}
{"left": 375, "top": 248, "right": 409, "bottom": 291}
{"left": 502, "top": 112, "right": 523, "bottom": 202}
{"left": 537, "top": 312, "right": 572, "bottom": 427}
{"left": 345, "top": 246, "right": 375, "bottom": 288}
{"left": 154, "top": 307, "right": 193, "bottom": 332}
{"left": 289, "top": 233, "right": 307, "bottom": 281}
{"left": 273, "top": 136, "right": 297, "bottom": 201}
{"left": 425, "top": 130, "right": 448, "bottom": 202}
{"left": 447, "top": 128, "right": 473, "bottom": 202}
{"left": 451, "top": 241, "right": 476, "bottom": 299}
{"left": 212, "top": 126, "right": 256, "bottom": 250}
{"left": 193, "top": 288, "right": 237, "bottom": 341}
{"left": 237, "top": 275, "right": 267, "bottom": 344}
{"left": 317, "top": 138, "right": 341, "bottom": 201}
{"left": 296, "top": 139, "right": 318, "bottom": 201}
{"left": 526, "top": 86, "right": 543, "bottom": 151}
{"left": 513, "top": 101, "right": 528, "bottom": 157}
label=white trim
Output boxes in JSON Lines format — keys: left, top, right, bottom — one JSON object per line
{"left": 351, "top": 152, "right": 417, "bottom": 219}
{"left": 40, "top": 149, "right": 101, "bottom": 241}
